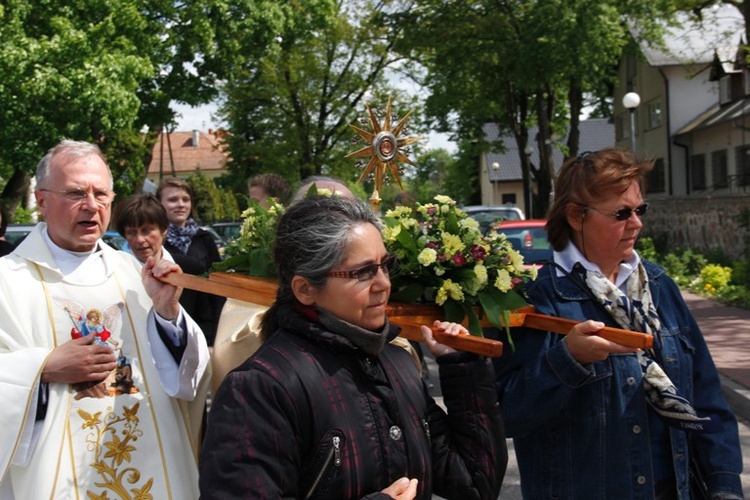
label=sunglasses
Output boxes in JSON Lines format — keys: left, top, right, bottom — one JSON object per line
{"left": 328, "top": 254, "right": 397, "bottom": 282}
{"left": 584, "top": 202, "right": 648, "bottom": 221}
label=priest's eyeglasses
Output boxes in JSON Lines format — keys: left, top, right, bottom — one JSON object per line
{"left": 328, "top": 255, "right": 397, "bottom": 282}
{"left": 39, "top": 187, "right": 115, "bottom": 208}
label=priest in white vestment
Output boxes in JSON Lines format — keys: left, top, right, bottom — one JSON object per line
{"left": 0, "top": 140, "right": 210, "bottom": 499}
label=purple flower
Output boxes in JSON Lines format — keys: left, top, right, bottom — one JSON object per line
{"left": 469, "top": 244, "right": 486, "bottom": 261}
{"left": 452, "top": 254, "right": 467, "bottom": 266}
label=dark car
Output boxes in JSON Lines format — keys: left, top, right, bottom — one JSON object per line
{"left": 4, "top": 224, "right": 36, "bottom": 246}
{"left": 493, "top": 219, "right": 552, "bottom": 265}
{"left": 211, "top": 222, "right": 241, "bottom": 243}
{"left": 462, "top": 205, "right": 525, "bottom": 234}
{"left": 5, "top": 225, "right": 131, "bottom": 253}
{"left": 201, "top": 226, "right": 228, "bottom": 257}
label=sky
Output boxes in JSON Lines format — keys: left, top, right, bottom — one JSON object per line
{"left": 172, "top": 101, "right": 457, "bottom": 153}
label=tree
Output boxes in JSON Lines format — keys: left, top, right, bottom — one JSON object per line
{"left": 389, "top": 0, "right": 700, "bottom": 216}
{"left": 0, "top": 0, "right": 239, "bottom": 218}
{"left": 215, "top": 0, "right": 423, "bottom": 196}
{"left": 187, "top": 169, "right": 240, "bottom": 224}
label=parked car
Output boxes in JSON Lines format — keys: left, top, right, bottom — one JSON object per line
{"left": 103, "top": 230, "right": 131, "bottom": 252}
{"left": 211, "top": 221, "right": 241, "bottom": 243}
{"left": 201, "top": 226, "right": 228, "bottom": 257}
{"left": 4, "top": 224, "right": 36, "bottom": 246}
{"left": 462, "top": 205, "right": 525, "bottom": 234}
{"left": 5, "top": 224, "right": 131, "bottom": 253}
{"left": 493, "top": 219, "right": 552, "bottom": 265}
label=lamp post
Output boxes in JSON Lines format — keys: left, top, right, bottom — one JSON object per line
{"left": 490, "top": 162, "right": 500, "bottom": 205}
{"left": 622, "top": 92, "right": 641, "bottom": 152}
{"left": 523, "top": 145, "right": 534, "bottom": 218}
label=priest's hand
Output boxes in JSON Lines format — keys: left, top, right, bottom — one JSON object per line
{"left": 143, "top": 256, "right": 182, "bottom": 320}
{"left": 42, "top": 332, "right": 117, "bottom": 384}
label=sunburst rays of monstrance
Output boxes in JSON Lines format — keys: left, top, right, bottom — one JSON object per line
{"left": 346, "top": 98, "right": 421, "bottom": 210}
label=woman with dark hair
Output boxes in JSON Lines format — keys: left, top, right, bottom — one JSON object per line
{"left": 157, "top": 177, "right": 224, "bottom": 345}
{"left": 494, "top": 148, "right": 743, "bottom": 499}
{"left": 116, "top": 194, "right": 202, "bottom": 271}
{"left": 200, "top": 196, "right": 507, "bottom": 499}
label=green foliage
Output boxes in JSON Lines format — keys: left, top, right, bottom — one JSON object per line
{"left": 697, "top": 264, "right": 732, "bottom": 294}
{"left": 216, "top": 0, "right": 423, "bottom": 192}
{"left": 11, "top": 205, "right": 36, "bottom": 224}
{"left": 638, "top": 236, "right": 750, "bottom": 309}
{"left": 214, "top": 199, "right": 284, "bottom": 278}
{"left": 186, "top": 169, "right": 240, "bottom": 224}
{"left": 0, "top": 0, "right": 226, "bottom": 212}
{"left": 636, "top": 236, "right": 658, "bottom": 262}
{"left": 388, "top": 0, "right": 700, "bottom": 215}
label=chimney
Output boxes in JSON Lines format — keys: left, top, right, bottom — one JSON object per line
{"left": 192, "top": 130, "right": 200, "bottom": 148}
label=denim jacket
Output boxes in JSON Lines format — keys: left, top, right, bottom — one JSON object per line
{"left": 493, "top": 260, "right": 743, "bottom": 499}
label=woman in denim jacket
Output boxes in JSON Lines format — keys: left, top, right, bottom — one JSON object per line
{"left": 494, "top": 148, "right": 743, "bottom": 499}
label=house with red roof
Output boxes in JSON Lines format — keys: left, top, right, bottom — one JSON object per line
{"left": 145, "top": 129, "right": 230, "bottom": 182}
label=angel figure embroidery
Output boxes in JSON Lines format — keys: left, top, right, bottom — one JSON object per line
{"left": 53, "top": 299, "right": 134, "bottom": 399}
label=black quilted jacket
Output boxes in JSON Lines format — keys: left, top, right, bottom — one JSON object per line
{"left": 199, "top": 307, "right": 507, "bottom": 499}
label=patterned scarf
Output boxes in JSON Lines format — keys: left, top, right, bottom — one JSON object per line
{"left": 166, "top": 218, "right": 199, "bottom": 254}
{"left": 580, "top": 263, "right": 721, "bottom": 433}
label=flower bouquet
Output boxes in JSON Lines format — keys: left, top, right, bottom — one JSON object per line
{"left": 213, "top": 198, "right": 284, "bottom": 277}
{"left": 382, "top": 195, "right": 537, "bottom": 343}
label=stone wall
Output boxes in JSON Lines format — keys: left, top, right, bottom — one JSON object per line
{"left": 641, "top": 195, "right": 750, "bottom": 261}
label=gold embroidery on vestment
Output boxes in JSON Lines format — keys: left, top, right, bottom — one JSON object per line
{"left": 77, "top": 403, "right": 154, "bottom": 500}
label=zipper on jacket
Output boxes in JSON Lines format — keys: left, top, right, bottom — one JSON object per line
{"left": 422, "top": 418, "right": 431, "bottom": 444}
{"left": 305, "top": 435, "right": 342, "bottom": 499}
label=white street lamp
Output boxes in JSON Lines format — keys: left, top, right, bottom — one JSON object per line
{"left": 622, "top": 92, "right": 641, "bottom": 152}
{"left": 490, "top": 162, "right": 500, "bottom": 205}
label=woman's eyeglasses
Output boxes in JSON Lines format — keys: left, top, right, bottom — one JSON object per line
{"left": 584, "top": 202, "right": 648, "bottom": 221}
{"left": 328, "top": 254, "right": 397, "bottom": 282}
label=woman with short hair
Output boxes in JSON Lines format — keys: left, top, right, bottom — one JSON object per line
{"left": 494, "top": 148, "right": 743, "bottom": 499}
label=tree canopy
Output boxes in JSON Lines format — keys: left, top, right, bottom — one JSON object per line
{"left": 388, "top": 0, "right": 713, "bottom": 216}
{"left": 0, "top": 0, "right": 245, "bottom": 215}
{"left": 215, "top": 0, "right": 424, "bottom": 197}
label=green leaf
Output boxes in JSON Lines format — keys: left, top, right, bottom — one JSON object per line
{"left": 442, "top": 299, "right": 465, "bottom": 324}
{"left": 478, "top": 289, "right": 528, "bottom": 350}
{"left": 463, "top": 305, "right": 483, "bottom": 337}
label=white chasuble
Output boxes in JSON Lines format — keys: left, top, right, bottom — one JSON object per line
{"left": 0, "top": 226, "right": 208, "bottom": 500}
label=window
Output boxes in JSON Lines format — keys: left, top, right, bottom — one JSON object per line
{"left": 647, "top": 99, "right": 662, "bottom": 129}
{"left": 646, "top": 158, "right": 666, "bottom": 193}
{"left": 501, "top": 193, "right": 517, "bottom": 205}
{"left": 719, "top": 76, "right": 732, "bottom": 104}
{"left": 735, "top": 146, "right": 750, "bottom": 187}
{"left": 712, "top": 150, "right": 728, "bottom": 188}
{"left": 690, "top": 154, "right": 706, "bottom": 191}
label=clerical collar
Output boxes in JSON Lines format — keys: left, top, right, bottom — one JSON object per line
{"left": 41, "top": 228, "right": 106, "bottom": 282}
{"left": 42, "top": 227, "right": 101, "bottom": 257}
